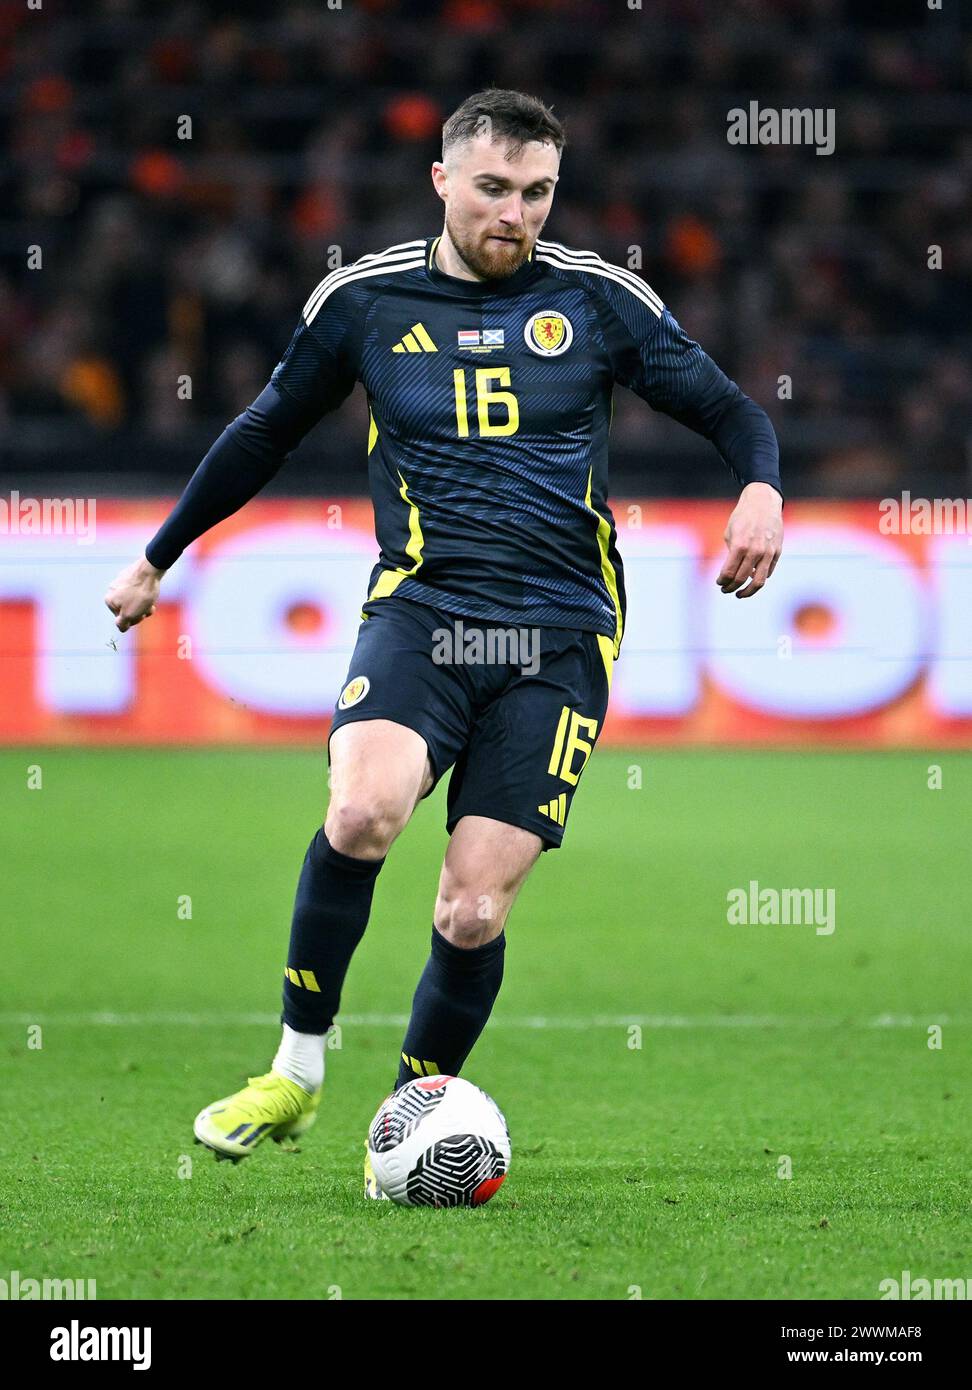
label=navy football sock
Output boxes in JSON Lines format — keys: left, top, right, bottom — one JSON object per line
{"left": 282, "top": 828, "right": 384, "bottom": 1034}
{"left": 396, "top": 928, "right": 506, "bottom": 1088}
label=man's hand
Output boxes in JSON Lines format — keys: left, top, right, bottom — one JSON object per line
{"left": 104, "top": 555, "right": 166, "bottom": 632}
{"left": 717, "top": 481, "right": 783, "bottom": 599}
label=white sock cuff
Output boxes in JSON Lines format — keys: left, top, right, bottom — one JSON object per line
{"left": 272, "top": 1023, "right": 325, "bottom": 1093}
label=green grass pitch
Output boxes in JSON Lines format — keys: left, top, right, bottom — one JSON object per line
{"left": 1, "top": 747, "right": 969, "bottom": 1301}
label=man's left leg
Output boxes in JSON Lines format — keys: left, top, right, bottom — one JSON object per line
{"left": 393, "top": 624, "right": 614, "bottom": 1092}
{"left": 395, "top": 815, "right": 542, "bottom": 1088}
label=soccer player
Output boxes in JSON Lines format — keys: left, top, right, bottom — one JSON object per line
{"left": 105, "top": 89, "right": 783, "bottom": 1188}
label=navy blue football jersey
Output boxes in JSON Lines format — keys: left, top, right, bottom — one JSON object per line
{"left": 268, "top": 235, "right": 779, "bottom": 655}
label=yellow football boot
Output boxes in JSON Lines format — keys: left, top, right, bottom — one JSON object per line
{"left": 364, "top": 1142, "right": 388, "bottom": 1200}
{"left": 193, "top": 1071, "right": 320, "bottom": 1162}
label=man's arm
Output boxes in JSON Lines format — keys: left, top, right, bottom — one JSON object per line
{"left": 631, "top": 308, "right": 783, "bottom": 599}
{"left": 104, "top": 384, "right": 318, "bottom": 630}
{"left": 105, "top": 277, "right": 364, "bottom": 631}
{"left": 598, "top": 281, "right": 784, "bottom": 599}
{"left": 144, "top": 384, "right": 318, "bottom": 571}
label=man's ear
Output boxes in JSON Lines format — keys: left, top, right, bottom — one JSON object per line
{"left": 430, "top": 161, "right": 448, "bottom": 203}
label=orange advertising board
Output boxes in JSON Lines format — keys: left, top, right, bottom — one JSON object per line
{"left": 1, "top": 498, "right": 969, "bottom": 745}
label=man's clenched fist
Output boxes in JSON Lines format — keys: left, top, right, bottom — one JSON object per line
{"left": 104, "top": 555, "right": 166, "bottom": 632}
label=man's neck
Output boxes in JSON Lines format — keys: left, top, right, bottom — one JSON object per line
{"left": 434, "top": 229, "right": 485, "bottom": 283}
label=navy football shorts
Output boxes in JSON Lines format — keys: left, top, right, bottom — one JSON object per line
{"left": 328, "top": 595, "right": 615, "bottom": 850}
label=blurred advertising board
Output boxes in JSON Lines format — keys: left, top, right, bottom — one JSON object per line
{"left": 1, "top": 498, "right": 969, "bottom": 745}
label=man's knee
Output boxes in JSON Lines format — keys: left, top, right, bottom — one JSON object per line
{"left": 434, "top": 885, "right": 510, "bottom": 947}
{"left": 325, "top": 795, "right": 408, "bottom": 859}
{"left": 433, "top": 820, "right": 541, "bottom": 945}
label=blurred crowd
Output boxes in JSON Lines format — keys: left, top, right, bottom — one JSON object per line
{"left": 2, "top": 0, "right": 971, "bottom": 497}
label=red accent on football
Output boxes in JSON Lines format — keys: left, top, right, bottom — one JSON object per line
{"left": 415, "top": 1075, "right": 454, "bottom": 1091}
{"left": 471, "top": 1174, "right": 506, "bottom": 1206}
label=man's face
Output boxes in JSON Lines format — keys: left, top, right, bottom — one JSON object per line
{"left": 432, "top": 134, "right": 560, "bottom": 280}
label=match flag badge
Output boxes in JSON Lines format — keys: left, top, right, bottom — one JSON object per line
{"left": 338, "top": 675, "right": 370, "bottom": 710}
{"left": 457, "top": 328, "right": 505, "bottom": 350}
{"left": 524, "top": 311, "right": 573, "bottom": 356}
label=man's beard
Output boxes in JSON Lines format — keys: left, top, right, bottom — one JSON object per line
{"left": 445, "top": 212, "right": 531, "bottom": 280}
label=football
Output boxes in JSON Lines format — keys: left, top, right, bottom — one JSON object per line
{"left": 367, "top": 1075, "right": 511, "bottom": 1207}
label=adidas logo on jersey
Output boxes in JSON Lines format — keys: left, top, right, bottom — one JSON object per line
{"left": 392, "top": 322, "right": 438, "bottom": 353}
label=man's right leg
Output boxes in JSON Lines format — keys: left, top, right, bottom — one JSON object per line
{"left": 193, "top": 719, "right": 433, "bottom": 1161}
{"left": 275, "top": 720, "right": 434, "bottom": 1078}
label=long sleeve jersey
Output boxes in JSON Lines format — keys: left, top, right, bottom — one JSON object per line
{"left": 146, "top": 235, "right": 781, "bottom": 655}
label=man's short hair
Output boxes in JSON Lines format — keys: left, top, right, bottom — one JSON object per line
{"left": 442, "top": 88, "right": 566, "bottom": 162}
